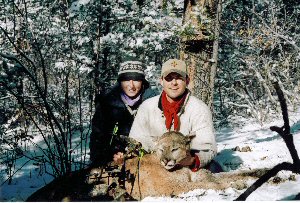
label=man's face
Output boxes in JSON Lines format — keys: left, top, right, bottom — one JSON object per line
{"left": 121, "top": 80, "right": 143, "bottom": 98}
{"left": 160, "top": 72, "right": 189, "bottom": 102}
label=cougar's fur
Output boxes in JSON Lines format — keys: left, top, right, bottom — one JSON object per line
{"left": 27, "top": 132, "right": 267, "bottom": 201}
{"left": 95, "top": 131, "right": 266, "bottom": 200}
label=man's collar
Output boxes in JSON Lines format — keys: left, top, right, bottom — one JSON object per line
{"left": 158, "top": 89, "right": 190, "bottom": 112}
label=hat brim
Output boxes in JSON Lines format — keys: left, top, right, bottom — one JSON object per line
{"left": 118, "top": 72, "right": 145, "bottom": 81}
{"left": 162, "top": 69, "right": 187, "bottom": 78}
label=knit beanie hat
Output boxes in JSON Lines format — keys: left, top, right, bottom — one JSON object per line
{"left": 117, "top": 61, "right": 146, "bottom": 81}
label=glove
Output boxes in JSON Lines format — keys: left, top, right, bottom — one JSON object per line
{"left": 178, "top": 152, "right": 200, "bottom": 172}
{"left": 190, "top": 155, "right": 200, "bottom": 172}
{"left": 178, "top": 152, "right": 195, "bottom": 167}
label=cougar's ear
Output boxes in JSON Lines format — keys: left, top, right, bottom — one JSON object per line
{"left": 185, "top": 132, "right": 196, "bottom": 144}
{"left": 152, "top": 136, "right": 161, "bottom": 145}
{"left": 153, "top": 136, "right": 162, "bottom": 152}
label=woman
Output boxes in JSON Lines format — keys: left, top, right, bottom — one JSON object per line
{"left": 90, "top": 61, "right": 157, "bottom": 166}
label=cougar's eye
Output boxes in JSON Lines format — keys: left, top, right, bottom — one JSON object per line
{"left": 171, "top": 148, "right": 179, "bottom": 152}
{"left": 157, "top": 148, "right": 163, "bottom": 153}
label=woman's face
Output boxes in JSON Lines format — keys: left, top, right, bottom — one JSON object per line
{"left": 121, "top": 80, "right": 143, "bottom": 98}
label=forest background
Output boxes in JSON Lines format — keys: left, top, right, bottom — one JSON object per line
{"left": 0, "top": 0, "right": 299, "bottom": 196}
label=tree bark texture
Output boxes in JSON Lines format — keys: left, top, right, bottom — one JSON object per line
{"left": 180, "top": 0, "right": 221, "bottom": 111}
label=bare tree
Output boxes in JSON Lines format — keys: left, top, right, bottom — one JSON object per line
{"left": 0, "top": 1, "right": 93, "bottom": 178}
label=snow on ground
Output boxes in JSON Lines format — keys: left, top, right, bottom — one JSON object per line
{"left": 1, "top": 109, "right": 300, "bottom": 201}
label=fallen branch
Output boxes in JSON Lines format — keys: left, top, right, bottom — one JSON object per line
{"left": 1, "top": 159, "right": 31, "bottom": 186}
{"left": 235, "top": 81, "right": 300, "bottom": 201}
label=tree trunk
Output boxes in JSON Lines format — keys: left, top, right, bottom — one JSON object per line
{"left": 180, "top": 0, "right": 222, "bottom": 111}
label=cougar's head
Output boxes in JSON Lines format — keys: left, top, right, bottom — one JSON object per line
{"left": 154, "top": 131, "right": 195, "bottom": 171}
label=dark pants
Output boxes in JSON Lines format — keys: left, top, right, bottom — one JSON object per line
{"left": 205, "top": 160, "right": 224, "bottom": 173}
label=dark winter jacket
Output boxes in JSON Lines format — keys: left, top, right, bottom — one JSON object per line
{"left": 89, "top": 81, "right": 157, "bottom": 166}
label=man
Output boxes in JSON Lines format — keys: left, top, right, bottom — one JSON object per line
{"left": 128, "top": 59, "right": 217, "bottom": 171}
{"left": 90, "top": 60, "right": 157, "bottom": 167}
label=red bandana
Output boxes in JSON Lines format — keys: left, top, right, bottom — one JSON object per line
{"left": 161, "top": 91, "right": 187, "bottom": 131}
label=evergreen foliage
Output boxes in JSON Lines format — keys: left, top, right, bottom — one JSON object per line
{"left": 215, "top": 0, "right": 299, "bottom": 126}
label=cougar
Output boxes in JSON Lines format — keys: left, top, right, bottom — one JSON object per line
{"left": 27, "top": 131, "right": 267, "bottom": 201}
{"left": 89, "top": 131, "right": 267, "bottom": 200}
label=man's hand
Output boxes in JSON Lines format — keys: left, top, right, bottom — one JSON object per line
{"left": 177, "top": 152, "right": 195, "bottom": 167}
{"left": 113, "top": 152, "right": 124, "bottom": 165}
